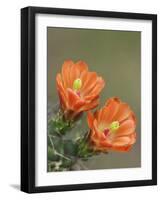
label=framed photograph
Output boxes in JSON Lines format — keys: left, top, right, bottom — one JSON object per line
{"left": 21, "top": 6, "right": 157, "bottom": 193}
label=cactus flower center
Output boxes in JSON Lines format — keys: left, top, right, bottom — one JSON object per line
{"left": 103, "top": 121, "right": 120, "bottom": 137}
{"left": 73, "top": 78, "right": 82, "bottom": 91}
{"left": 109, "top": 121, "right": 120, "bottom": 132}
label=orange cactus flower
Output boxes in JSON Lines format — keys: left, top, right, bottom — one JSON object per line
{"left": 87, "top": 97, "right": 136, "bottom": 152}
{"left": 56, "top": 60, "right": 105, "bottom": 119}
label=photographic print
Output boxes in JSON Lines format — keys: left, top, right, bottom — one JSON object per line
{"left": 21, "top": 6, "right": 157, "bottom": 193}
{"left": 47, "top": 28, "right": 141, "bottom": 172}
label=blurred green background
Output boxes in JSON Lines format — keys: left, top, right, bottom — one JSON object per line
{"left": 47, "top": 27, "right": 141, "bottom": 169}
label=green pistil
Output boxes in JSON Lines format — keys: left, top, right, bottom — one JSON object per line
{"left": 109, "top": 121, "right": 120, "bottom": 132}
{"left": 73, "top": 78, "right": 82, "bottom": 91}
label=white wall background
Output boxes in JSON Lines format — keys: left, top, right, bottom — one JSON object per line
{"left": 0, "top": 0, "right": 159, "bottom": 199}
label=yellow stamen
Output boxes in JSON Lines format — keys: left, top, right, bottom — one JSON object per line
{"left": 110, "top": 121, "right": 120, "bottom": 132}
{"left": 73, "top": 78, "right": 82, "bottom": 91}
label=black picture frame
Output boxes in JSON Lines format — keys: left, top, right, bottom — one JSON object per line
{"left": 21, "top": 6, "right": 157, "bottom": 193}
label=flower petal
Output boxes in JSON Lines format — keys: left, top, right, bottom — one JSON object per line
{"left": 69, "top": 64, "right": 80, "bottom": 88}
{"left": 87, "top": 112, "right": 94, "bottom": 129}
{"left": 82, "top": 99, "right": 99, "bottom": 111}
{"left": 128, "top": 132, "right": 136, "bottom": 144}
{"left": 93, "top": 120, "right": 107, "bottom": 140}
{"left": 113, "top": 136, "right": 131, "bottom": 146}
{"left": 73, "top": 99, "right": 86, "bottom": 111}
{"left": 67, "top": 88, "right": 80, "bottom": 109}
{"left": 105, "top": 97, "right": 121, "bottom": 106}
{"left": 115, "top": 119, "right": 136, "bottom": 137}
{"left": 113, "top": 103, "right": 131, "bottom": 122}
{"left": 100, "top": 99, "right": 120, "bottom": 124}
{"left": 87, "top": 77, "right": 105, "bottom": 96}
{"left": 75, "top": 60, "right": 88, "bottom": 74}
{"left": 112, "top": 145, "right": 132, "bottom": 152}
{"left": 61, "top": 60, "right": 74, "bottom": 88}
{"left": 56, "top": 74, "right": 65, "bottom": 94}
{"left": 81, "top": 72, "right": 97, "bottom": 93}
